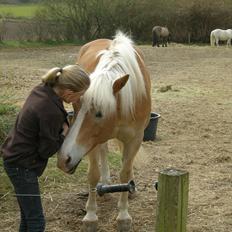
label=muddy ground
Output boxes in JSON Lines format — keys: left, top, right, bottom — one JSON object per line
{"left": 0, "top": 43, "right": 231, "bottom": 232}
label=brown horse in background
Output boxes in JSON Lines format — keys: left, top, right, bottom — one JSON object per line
{"left": 152, "top": 26, "right": 170, "bottom": 47}
{"left": 57, "top": 31, "right": 151, "bottom": 231}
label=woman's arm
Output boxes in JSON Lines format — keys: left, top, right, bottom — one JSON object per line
{"left": 38, "top": 115, "right": 68, "bottom": 159}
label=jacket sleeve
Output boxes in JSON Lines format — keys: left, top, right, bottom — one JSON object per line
{"left": 38, "top": 114, "right": 65, "bottom": 159}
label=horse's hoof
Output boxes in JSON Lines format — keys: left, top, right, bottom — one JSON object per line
{"left": 81, "top": 220, "right": 98, "bottom": 232}
{"left": 128, "top": 190, "right": 137, "bottom": 200}
{"left": 117, "top": 218, "right": 132, "bottom": 232}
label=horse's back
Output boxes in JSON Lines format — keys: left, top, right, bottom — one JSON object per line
{"left": 152, "top": 26, "right": 169, "bottom": 37}
{"left": 77, "top": 39, "right": 111, "bottom": 73}
{"left": 161, "top": 27, "right": 169, "bottom": 37}
{"left": 77, "top": 37, "right": 148, "bottom": 79}
{"left": 152, "top": 26, "right": 162, "bottom": 34}
{"left": 211, "top": 29, "right": 220, "bottom": 34}
{"left": 211, "top": 29, "right": 232, "bottom": 38}
{"left": 152, "top": 26, "right": 161, "bottom": 31}
{"left": 226, "top": 29, "right": 232, "bottom": 36}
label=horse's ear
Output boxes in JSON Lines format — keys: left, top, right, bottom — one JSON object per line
{"left": 113, "top": 74, "right": 129, "bottom": 94}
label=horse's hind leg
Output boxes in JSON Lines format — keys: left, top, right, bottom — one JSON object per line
{"left": 156, "top": 37, "right": 160, "bottom": 47}
{"left": 82, "top": 146, "right": 101, "bottom": 232}
{"left": 117, "top": 135, "right": 143, "bottom": 231}
{"left": 164, "top": 38, "right": 168, "bottom": 47}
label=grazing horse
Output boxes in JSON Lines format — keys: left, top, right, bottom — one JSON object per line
{"left": 210, "top": 29, "right": 232, "bottom": 46}
{"left": 152, "top": 26, "right": 170, "bottom": 47}
{"left": 57, "top": 31, "right": 151, "bottom": 231}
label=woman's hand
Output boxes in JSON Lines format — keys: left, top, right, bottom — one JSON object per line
{"left": 62, "top": 122, "right": 69, "bottom": 137}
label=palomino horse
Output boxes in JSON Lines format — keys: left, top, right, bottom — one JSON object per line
{"left": 210, "top": 29, "right": 232, "bottom": 46}
{"left": 57, "top": 32, "right": 151, "bottom": 231}
{"left": 152, "top": 26, "right": 170, "bottom": 47}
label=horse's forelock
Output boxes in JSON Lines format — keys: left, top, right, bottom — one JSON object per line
{"left": 83, "top": 72, "right": 117, "bottom": 116}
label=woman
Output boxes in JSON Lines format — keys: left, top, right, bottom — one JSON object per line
{"left": 1, "top": 64, "right": 90, "bottom": 232}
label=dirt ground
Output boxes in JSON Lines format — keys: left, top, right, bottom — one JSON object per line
{"left": 0, "top": 43, "right": 231, "bottom": 232}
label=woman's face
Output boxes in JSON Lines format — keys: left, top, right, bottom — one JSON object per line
{"left": 60, "top": 89, "right": 85, "bottom": 103}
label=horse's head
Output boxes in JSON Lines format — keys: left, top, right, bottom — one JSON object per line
{"left": 57, "top": 74, "right": 129, "bottom": 174}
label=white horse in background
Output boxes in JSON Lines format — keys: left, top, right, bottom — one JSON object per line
{"left": 210, "top": 29, "right": 232, "bottom": 46}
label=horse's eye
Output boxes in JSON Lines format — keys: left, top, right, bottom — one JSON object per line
{"left": 95, "top": 111, "right": 102, "bottom": 118}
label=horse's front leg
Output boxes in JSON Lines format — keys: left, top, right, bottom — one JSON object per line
{"left": 162, "top": 38, "right": 165, "bottom": 47}
{"left": 99, "top": 142, "right": 111, "bottom": 184}
{"left": 82, "top": 146, "right": 100, "bottom": 232}
{"left": 164, "top": 38, "right": 168, "bottom": 47}
{"left": 117, "top": 135, "right": 143, "bottom": 232}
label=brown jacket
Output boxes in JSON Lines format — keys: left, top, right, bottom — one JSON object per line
{"left": 1, "top": 83, "right": 68, "bottom": 176}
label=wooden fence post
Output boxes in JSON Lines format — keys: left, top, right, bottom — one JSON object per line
{"left": 155, "top": 168, "right": 189, "bottom": 232}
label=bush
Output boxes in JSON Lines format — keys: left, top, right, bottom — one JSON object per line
{"left": 35, "top": 0, "right": 232, "bottom": 43}
{"left": 1, "top": 0, "right": 229, "bottom": 43}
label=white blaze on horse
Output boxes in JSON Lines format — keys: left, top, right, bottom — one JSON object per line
{"left": 210, "top": 29, "right": 232, "bottom": 46}
{"left": 57, "top": 32, "right": 151, "bottom": 231}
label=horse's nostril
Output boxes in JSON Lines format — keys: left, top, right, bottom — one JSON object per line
{"left": 66, "top": 156, "right": 71, "bottom": 164}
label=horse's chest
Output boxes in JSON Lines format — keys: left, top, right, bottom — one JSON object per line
{"left": 115, "top": 126, "right": 137, "bottom": 142}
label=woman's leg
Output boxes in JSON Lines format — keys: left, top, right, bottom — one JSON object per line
{"left": 4, "top": 164, "right": 45, "bottom": 232}
{"left": 19, "top": 205, "right": 27, "bottom": 232}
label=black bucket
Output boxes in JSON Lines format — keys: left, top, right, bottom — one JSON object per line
{"left": 143, "top": 112, "right": 161, "bottom": 141}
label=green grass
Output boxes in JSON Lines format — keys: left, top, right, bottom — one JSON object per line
{"left": 0, "top": 152, "right": 122, "bottom": 197}
{"left": 0, "top": 103, "right": 18, "bottom": 144}
{"left": 0, "top": 103, "right": 16, "bottom": 115}
{"left": 0, "top": 4, "right": 40, "bottom": 18}
{"left": 0, "top": 102, "right": 17, "bottom": 192}
{"left": 0, "top": 40, "right": 83, "bottom": 48}
{"left": 0, "top": 103, "right": 18, "bottom": 195}
{"left": 40, "top": 152, "right": 121, "bottom": 193}
{"left": 108, "top": 152, "right": 122, "bottom": 168}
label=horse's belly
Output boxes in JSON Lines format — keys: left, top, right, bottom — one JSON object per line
{"left": 219, "top": 36, "right": 228, "bottom": 41}
{"left": 216, "top": 32, "right": 230, "bottom": 41}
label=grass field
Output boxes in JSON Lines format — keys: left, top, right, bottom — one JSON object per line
{"left": 0, "top": 40, "right": 83, "bottom": 48}
{"left": 0, "top": 4, "right": 40, "bottom": 18}
{"left": 0, "top": 102, "right": 18, "bottom": 145}
{"left": 0, "top": 44, "right": 231, "bottom": 231}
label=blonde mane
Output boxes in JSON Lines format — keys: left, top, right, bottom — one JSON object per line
{"left": 83, "top": 31, "right": 146, "bottom": 118}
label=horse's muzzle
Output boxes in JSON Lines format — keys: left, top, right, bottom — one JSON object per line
{"left": 67, "top": 159, "right": 82, "bottom": 174}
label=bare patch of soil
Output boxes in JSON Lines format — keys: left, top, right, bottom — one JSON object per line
{"left": 0, "top": 44, "right": 231, "bottom": 231}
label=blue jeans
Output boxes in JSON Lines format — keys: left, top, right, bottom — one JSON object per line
{"left": 4, "top": 163, "right": 45, "bottom": 232}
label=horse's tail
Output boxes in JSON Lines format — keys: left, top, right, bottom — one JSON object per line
{"left": 210, "top": 31, "right": 215, "bottom": 46}
{"left": 152, "top": 30, "right": 158, "bottom": 47}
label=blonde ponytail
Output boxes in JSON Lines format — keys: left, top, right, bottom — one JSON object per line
{"left": 41, "top": 67, "right": 62, "bottom": 86}
{"left": 41, "top": 64, "right": 90, "bottom": 92}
